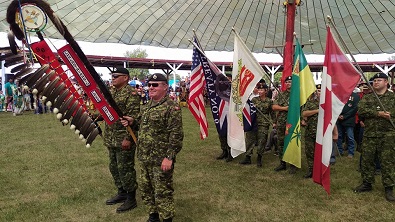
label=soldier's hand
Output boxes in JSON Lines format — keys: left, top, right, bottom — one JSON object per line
{"left": 121, "top": 116, "right": 133, "bottom": 127}
{"left": 161, "top": 158, "right": 173, "bottom": 172}
{"left": 378, "top": 111, "right": 391, "bottom": 120}
{"left": 121, "top": 139, "right": 131, "bottom": 150}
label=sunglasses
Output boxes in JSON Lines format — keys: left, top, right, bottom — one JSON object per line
{"left": 148, "top": 83, "right": 161, "bottom": 87}
{"left": 112, "top": 75, "right": 125, "bottom": 79}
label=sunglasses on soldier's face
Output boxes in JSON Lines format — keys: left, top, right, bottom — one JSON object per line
{"left": 148, "top": 83, "right": 160, "bottom": 87}
{"left": 112, "top": 75, "right": 125, "bottom": 79}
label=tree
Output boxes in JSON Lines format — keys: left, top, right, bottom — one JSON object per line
{"left": 124, "top": 48, "right": 149, "bottom": 80}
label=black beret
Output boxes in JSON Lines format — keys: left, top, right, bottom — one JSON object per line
{"left": 259, "top": 79, "right": 266, "bottom": 83}
{"left": 111, "top": 67, "right": 129, "bottom": 76}
{"left": 148, "top": 73, "right": 167, "bottom": 82}
{"left": 256, "top": 83, "right": 268, "bottom": 89}
{"left": 285, "top": 76, "right": 292, "bottom": 81}
{"left": 371, "top": 73, "right": 388, "bottom": 80}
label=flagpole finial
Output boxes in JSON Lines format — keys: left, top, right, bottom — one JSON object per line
{"left": 326, "top": 15, "right": 332, "bottom": 21}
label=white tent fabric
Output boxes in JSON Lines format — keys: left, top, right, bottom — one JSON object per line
{"left": 0, "top": 0, "right": 394, "bottom": 54}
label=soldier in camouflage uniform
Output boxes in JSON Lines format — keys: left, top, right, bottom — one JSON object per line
{"left": 353, "top": 73, "right": 395, "bottom": 202}
{"left": 272, "top": 76, "right": 297, "bottom": 173}
{"left": 241, "top": 83, "right": 274, "bottom": 167}
{"left": 122, "top": 73, "right": 183, "bottom": 222}
{"left": 302, "top": 85, "right": 321, "bottom": 178}
{"left": 239, "top": 86, "right": 259, "bottom": 165}
{"left": 104, "top": 67, "right": 141, "bottom": 213}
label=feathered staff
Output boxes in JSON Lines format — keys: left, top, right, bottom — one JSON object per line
{"left": 5, "top": 0, "right": 137, "bottom": 146}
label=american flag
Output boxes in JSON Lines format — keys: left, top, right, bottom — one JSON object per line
{"left": 188, "top": 37, "right": 208, "bottom": 139}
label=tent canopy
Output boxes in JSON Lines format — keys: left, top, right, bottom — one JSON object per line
{"left": 0, "top": 0, "right": 394, "bottom": 55}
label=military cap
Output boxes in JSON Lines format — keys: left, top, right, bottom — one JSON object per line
{"left": 111, "top": 67, "right": 129, "bottom": 76}
{"left": 316, "top": 84, "right": 321, "bottom": 89}
{"left": 285, "top": 76, "right": 292, "bottom": 81}
{"left": 259, "top": 79, "right": 266, "bottom": 83}
{"left": 148, "top": 73, "right": 167, "bottom": 82}
{"left": 262, "top": 83, "right": 269, "bottom": 89}
{"left": 371, "top": 72, "right": 388, "bottom": 81}
{"left": 256, "top": 83, "right": 268, "bottom": 89}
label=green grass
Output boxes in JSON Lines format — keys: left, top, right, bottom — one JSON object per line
{"left": 0, "top": 109, "right": 394, "bottom": 222}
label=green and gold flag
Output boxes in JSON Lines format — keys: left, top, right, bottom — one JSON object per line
{"left": 282, "top": 39, "right": 316, "bottom": 168}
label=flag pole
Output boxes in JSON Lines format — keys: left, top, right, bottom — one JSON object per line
{"left": 192, "top": 29, "right": 204, "bottom": 53}
{"left": 327, "top": 16, "right": 395, "bottom": 130}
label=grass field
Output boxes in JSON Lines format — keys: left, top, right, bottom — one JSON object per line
{"left": 0, "top": 109, "right": 394, "bottom": 222}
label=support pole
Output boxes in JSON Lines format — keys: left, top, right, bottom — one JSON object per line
{"left": 166, "top": 62, "right": 183, "bottom": 90}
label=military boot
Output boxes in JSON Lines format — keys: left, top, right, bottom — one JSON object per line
{"left": 216, "top": 150, "right": 228, "bottom": 160}
{"left": 116, "top": 190, "right": 137, "bottom": 213}
{"left": 274, "top": 161, "right": 286, "bottom": 171}
{"left": 353, "top": 182, "right": 372, "bottom": 193}
{"left": 163, "top": 218, "right": 173, "bottom": 222}
{"left": 303, "top": 169, "right": 312, "bottom": 178}
{"left": 289, "top": 164, "right": 297, "bottom": 174}
{"left": 147, "top": 213, "right": 160, "bottom": 222}
{"left": 256, "top": 154, "right": 263, "bottom": 168}
{"left": 385, "top": 187, "right": 395, "bottom": 202}
{"left": 106, "top": 188, "right": 127, "bottom": 205}
{"left": 225, "top": 149, "right": 233, "bottom": 162}
{"left": 239, "top": 155, "right": 251, "bottom": 165}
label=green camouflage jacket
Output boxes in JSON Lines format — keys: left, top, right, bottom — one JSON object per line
{"left": 303, "top": 98, "right": 319, "bottom": 138}
{"left": 103, "top": 84, "right": 140, "bottom": 147}
{"left": 273, "top": 90, "right": 290, "bottom": 125}
{"left": 251, "top": 96, "right": 274, "bottom": 126}
{"left": 358, "top": 90, "right": 395, "bottom": 137}
{"left": 136, "top": 96, "right": 184, "bottom": 165}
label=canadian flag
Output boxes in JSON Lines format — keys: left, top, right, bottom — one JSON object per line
{"left": 313, "top": 26, "right": 361, "bottom": 194}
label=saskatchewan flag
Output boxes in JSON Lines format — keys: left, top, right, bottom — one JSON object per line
{"left": 282, "top": 39, "right": 316, "bottom": 168}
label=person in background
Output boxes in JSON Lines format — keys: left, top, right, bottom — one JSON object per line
{"left": 302, "top": 84, "right": 321, "bottom": 178}
{"left": 336, "top": 90, "right": 360, "bottom": 158}
{"left": 272, "top": 76, "right": 297, "bottom": 174}
{"left": 4, "top": 77, "right": 16, "bottom": 112}
{"left": 0, "top": 90, "right": 5, "bottom": 111}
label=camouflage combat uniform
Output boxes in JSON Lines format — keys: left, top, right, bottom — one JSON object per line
{"left": 136, "top": 95, "right": 183, "bottom": 219}
{"left": 250, "top": 96, "right": 274, "bottom": 156}
{"left": 358, "top": 90, "right": 395, "bottom": 188}
{"left": 103, "top": 84, "right": 140, "bottom": 194}
{"left": 302, "top": 97, "right": 319, "bottom": 171}
{"left": 273, "top": 90, "right": 291, "bottom": 159}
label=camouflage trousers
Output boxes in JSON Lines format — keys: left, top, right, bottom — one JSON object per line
{"left": 304, "top": 135, "right": 316, "bottom": 170}
{"left": 245, "top": 125, "right": 270, "bottom": 156}
{"left": 276, "top": 124, "right": 286, "bottom": 159}
{"left": 361, "top": 136, "right": 395, "bottom": 187}
{"left": 108, "top": 146, "right": 138, "bottom": 193}
{"left": 140, "top": 162, "right": 175, "bottom": 219}
{"left": 219, "top": 134, "right": 230, "bottom": 151}
{"left": 245, "top": 130, "right": 257, "bottom": 156}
